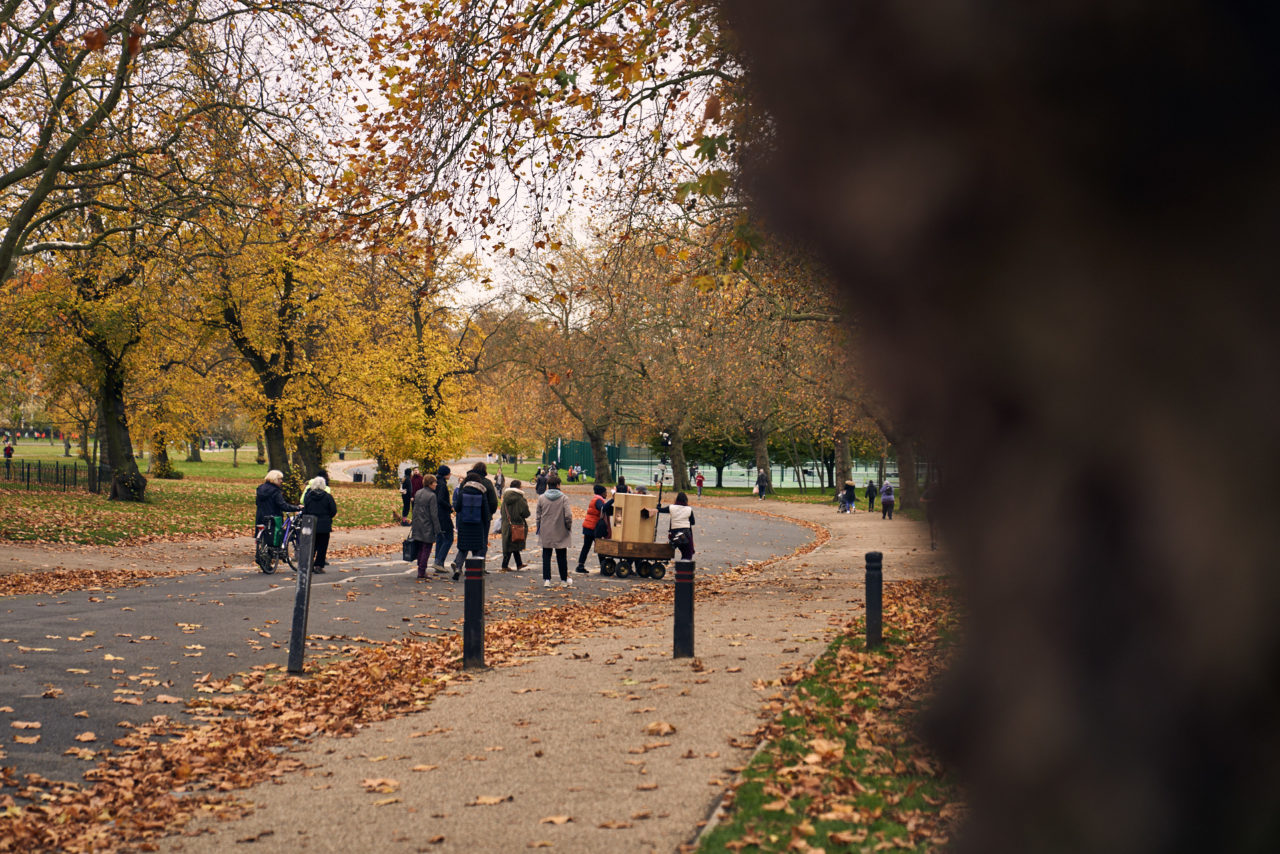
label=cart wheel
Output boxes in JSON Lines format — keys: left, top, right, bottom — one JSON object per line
{"left": 601, "top": 557, "right": 616, "bottom": 576}
{"left": 650, "top": 562, "right": 667, "bottom": 580}
{"left": 614, "top": 560, "right": 631, "bottom": 579}
{"left": 636, "top": 560, "right": 652, "bottom": 578}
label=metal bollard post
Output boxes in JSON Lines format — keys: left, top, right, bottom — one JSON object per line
{"left": 462, "top": 555, "right": 486, "bottom": 669}
{"left": 287, "top": 515, "right": 317, "bottom": 674}
{"left": 865, "top": 551, "right": 883, "bottom": 649}
{"left": 673, "top": 559, "right": 695, "bottom": 658}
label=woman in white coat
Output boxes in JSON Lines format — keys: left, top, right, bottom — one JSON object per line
{"left": 535, "top": 473, "right": 575, "bottom": 588}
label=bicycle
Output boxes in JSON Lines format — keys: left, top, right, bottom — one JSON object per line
{"left": 255, "top": 512, "right": 300, "bottom": 574}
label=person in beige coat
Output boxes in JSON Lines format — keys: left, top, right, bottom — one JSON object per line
{"left": 535, "top": 473, "right": 574, "bottom": 588}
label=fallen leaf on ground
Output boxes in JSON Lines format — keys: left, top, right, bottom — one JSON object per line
{"left": 153, "top": 695, "right": 184, "bottom": 704}
{"left": 642, "top": 721, "right": 676, "bottom": 736}
{"left": 11, "top": 721, "right": 41, "bottom": 729}
{"left": 361, "top": 778, "right": 400, "bottom": 793}
{"left": 598, "top": 820, "right": 633, "bottom": 829}
{"left": 410, "top": 764, "right": 437, "bottom": 772}
{"left": 372, "top": 797, "right": 401, "bottom": 807}
{"left": 540, "top": 815, "right": 571, "bottom": 825}
{"left": 469, "top": 795, "right": 512, "bottom": 806}
{"left": 14, "top": 735, "right": 40, "bottom": 744}
{"left": 75, "top": 732, "right": 96, "bottom": 742}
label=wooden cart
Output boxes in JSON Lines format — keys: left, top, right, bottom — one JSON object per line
{"left": 594, "top": 492, "right": 673, "bottom": 579}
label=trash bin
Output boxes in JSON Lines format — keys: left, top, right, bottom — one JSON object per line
{"left": 353, "top": 472, "right": 363, "bottom": 483}
{"left": 338, "top": 450, "right": 345, "bottom": 460}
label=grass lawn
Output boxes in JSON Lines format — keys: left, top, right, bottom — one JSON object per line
{"left": 698, "top": 579, "right": 960, "bottom": 853}
{"left": 0, "top": 477, "right": 397, "bottom": 545}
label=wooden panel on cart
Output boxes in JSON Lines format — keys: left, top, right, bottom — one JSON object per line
{"left": 612, "top": 492, "right": 658, "bottom": 543}
{"left": 594, "top": 539, "right": 674, "bottom": 560}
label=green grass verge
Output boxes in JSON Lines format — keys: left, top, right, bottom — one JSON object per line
{"left": 0, "top": 478, "right": 396, "bottom": 545}
{"left": 698, "top": 581, "right": 958, "bottom": 853}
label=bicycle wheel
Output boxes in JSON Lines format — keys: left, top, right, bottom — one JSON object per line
{"left": 257, "top": 538, "right": 276, "bottom": 574}
{"left": 282, "top": 526, "right": 299, "bottom": 572}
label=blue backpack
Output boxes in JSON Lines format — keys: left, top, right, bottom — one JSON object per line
{"left": 458, "top": 486, "right": 485, "bottom": 525}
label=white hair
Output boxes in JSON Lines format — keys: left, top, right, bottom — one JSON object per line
{"left": 309, "top": 476, "right": 327, "bottom": 491}
{"left": 265, "top": 470, "right": 284, "bottom": 484}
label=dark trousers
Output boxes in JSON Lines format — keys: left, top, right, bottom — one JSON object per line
{"left": 882, "top": 500, "right": 894, "bottom": 519}
{"left": 433, "top": 528, "right": 454, "bottom": 566}
{"left": 867, "top": 496, "right": 876, "bottom": 512}
{"left": 416, "top": 540, "right": 434, "bottom": 576}
{"left": 501, "top": 547, "right": 525, "bottom": 569}
{"left": 401, "top": 494, "right": 411, "bottom": 517}
{"left": 312, "top": 530, "right": 331, "bottom": 568}
{"left": 542, "top": 547, "right": 568, "bottom": 581}
{"left": 576, "top": 528, "right": 599, "bottom": 570}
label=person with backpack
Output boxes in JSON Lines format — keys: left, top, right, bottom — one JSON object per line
{"left": 432, "top": 465, "right": 454, "bottom": 572}
{"left": 573, "top": 484, "right": 612, "bottom": 574}
{"left": 451, "top": 462, "right": 498, "bottom": 579}
{"left": 880, "top": 479, "right": 896, "bottom": 519}
{"left": 657, "top": 491, "right": 696, "bottom": 561}
{"left": 535, "top": 467, "right": 548, "bottom": 495}
{"left": 536, "top": 473, "right": 574, "bottom": 588}
{"left": 499, "top": 479, "right": 531, "bottom": 570}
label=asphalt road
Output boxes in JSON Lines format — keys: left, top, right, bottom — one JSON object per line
{"left": 0, "top": 506, "right": 810, "bottom": 784}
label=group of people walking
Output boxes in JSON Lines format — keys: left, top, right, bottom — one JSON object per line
{"left": 404, "top": 463, "right": 695, "bottom": 588}
{"left": 254, "top": 469, "right": 338, "bottom": 572}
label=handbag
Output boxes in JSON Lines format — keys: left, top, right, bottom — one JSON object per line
{"left": 670, "top": 528, "right": 691, "bottom": 547}
{"left": 402, "top": 538, "right": 420, "bottom": 562}
{"left": 509, "top": 522, "right": 527, "bottom": 544}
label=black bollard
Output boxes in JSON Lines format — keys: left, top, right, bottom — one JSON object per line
{"left": 865, "top": 551, "right": 883, "bottom": 650}
{"left": 287, "top": 515, "right": 318, "bottom": 674}
{"left": 673, "top": 559, "right": 695, "bottom": 658}
{"left": 462, "top": 555, "right": 486, "bottom": 669}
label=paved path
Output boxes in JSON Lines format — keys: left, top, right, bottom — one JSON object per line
{"left": 145, "top": 498, "right": 945, "bottom": 854}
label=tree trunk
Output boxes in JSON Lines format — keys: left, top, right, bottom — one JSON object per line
{"left": 263, "top": 400, "right": 291, "bottom": 479}
{"left": 99, "top": 366, "right": 145, "bottom": 501}
{"left": 746, "top": 424, "right": 771, "bottom": 492}
{"left": 834, "top": 431, "right": 852, "bottom": 491}
{"left": 63, "top": 433, "right": 71, "bottom": 457}
{"left": 586, "top": 425, "right": 613, "bottom": 485}
{"left": 373, "top": 452, "right": 398, "bottom": 487}
{"left": 895, "top": 441, "right": 921, "bottom": 510}
{"left": 232, "top": 445, "right": 239, "bottom": 467}
{"left": 78, "top": 421, "right": 91, "bottom": 463}
{"left": 668, "top": 425, "right": 690, "bottom": 491}
{"left": 714, "top": 464, "right": 726, "bottom": 488}
{"left": 255, "top": 435, "right": 266, "bottom": 465}
{"left": 294, "top": 415, "right": 324, "bottom": 479}
{"left": 186, "top": 434, "right": 202, "bottom": 462}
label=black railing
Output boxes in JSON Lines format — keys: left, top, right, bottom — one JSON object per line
{"left": 0, "top": 458, "right": 114, "bottom": 493}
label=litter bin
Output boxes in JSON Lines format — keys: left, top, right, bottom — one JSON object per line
{"left": 353, "top": 472, "right": 363, "bottom": 483}
{"left": 338, "top": 450, "right": 345, "bottom": 460}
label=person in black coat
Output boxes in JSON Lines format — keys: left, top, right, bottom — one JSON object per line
{"left": 432, "top": 464, "right": 453, "bottom": 572}
{"left": 255, "top": 470, "right": 300, "bottom": 528}
{"left": 450, "top": 462, "right": 499, "bottom": 579}
{"left": 301, "top": 476, "right": 338, "bottom": 572}
{"left": 865, "top": 479, "right": 878, "bottom": 512}
{"left": 535, "top": 468, "right": 548, "bottom": 495}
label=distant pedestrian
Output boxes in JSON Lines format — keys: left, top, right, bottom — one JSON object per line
{"left": 535, "top": 467, "right": 548, "bottom": 495}
{"left": 500, "top": 479, "right": 531, "bottom": 570}
{"left": 412, "top": 474, "right": 441, "bottom": 578}
{"left": 695, "top": 471, "right": 704, "bottom": 497}
{"left": 433, "top": 465, "right": 454, "bottom": 572}
{"left": 3, "top": 441, "right": 11, "bottom": 476}
{"left": 495, "top": 469, "right": 505, "bottom": 492}
{"left": 755, "top": 470, "right": 769, "bottom": 500}
{"left": 301, "top": 476, "right": 337, "bottom": 573}
{"left": 841, "top": 480, "right": 858, "bottom": 512}
{"left": 866, "top": 479, "right": 877, "bottom": 513}
{"left": 614, "top": 475, "right": 629, "bottom": 495}
{"left": 399, "top": 468, "right": 413, "bottom": 522}
{"left": 410, "top": 467, "right": 423, "bottom": 504}
{"left": 574, "top": 484, "right": 611, "bottom": 574}
{"left": 536, "top": 473, "right": 574, "bottom": 588}
{"left": 451, "top": 462, "right": 498, "bottom": 579}
{"left": 658, "top": 492, "right": 696, "bottom": 561}
{"left": 880, "top": 480, "right": 895, "bottom": 519}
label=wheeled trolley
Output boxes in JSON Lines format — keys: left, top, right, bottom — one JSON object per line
{"left": 594, "top": 538, "right": 674, "bottom": 579}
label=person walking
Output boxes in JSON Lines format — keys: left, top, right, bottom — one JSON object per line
{"left": 841, "top": 480, "right": 859, "bottom": 513}
{"left": 880, "top": 479, "right": 896, "bottom": 519}
{"left": 432, "top": 465, "right": 454, "bottom": 572}
{"left": 412, "top": 473, "right": 441, "bottom": 578}
{"left": 499, "top": 479, "right": 531, "bottom": 570}
{"left": 495, "top": 469, "right": 505, "bottom": 493}
{"left": 573, "top": 484, "right": 611, "bottom": 574}
{"left": 535, "top": 467, "right": 548, "bottom": 495}
{"left": 451, "top": 462, "right": 499, "bottom": 579}
{"left": 399, "top": 467, "right": 414, "bottom": 522}
{"left": 755, "top": 469, "right": 769, "bottom": 500}
{"left": 657, "top": 491, "right": 696, "bottom": 561}
{"left": 866, "top": 479, "right": 878, "bottom": 513}
{"left": 301, "top": 475, "right": 337, "bottom": 573}
{"left": 410, "top": 467, "right": 423, "bottom": 509}
{"left": 536, "top": 473, "right": 574, "bottom": 588}
{"left": 3, "top": 441, "right": 12, "bottom": 477}
{"left": 695, "top": 471, "right": 704, "bottom": 497}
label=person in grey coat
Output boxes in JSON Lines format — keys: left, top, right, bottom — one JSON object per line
{"left": 535, "top": 473, "right": 574, "bottom": 588}
{"left": 412, "top": 473, "right": 441, "bottom": 579}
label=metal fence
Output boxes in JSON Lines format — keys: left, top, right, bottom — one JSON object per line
{"left": 0, "top": 458, "right": 113, "bottom": 493}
